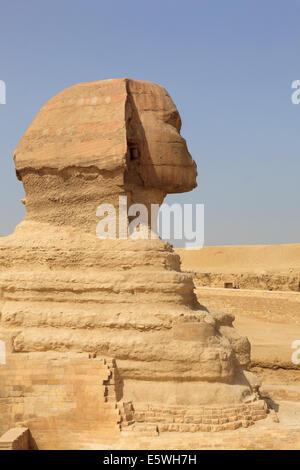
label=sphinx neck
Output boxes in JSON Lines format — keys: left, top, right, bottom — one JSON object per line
{"left": 20, "top": 169, "right": 166, "bottom": 237}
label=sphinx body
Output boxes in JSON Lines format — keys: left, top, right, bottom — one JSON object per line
{"left": 0, "top": 79, "right": 266, "bottom": 439}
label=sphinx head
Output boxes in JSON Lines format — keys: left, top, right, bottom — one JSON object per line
{"left": 13, "top": 79, "right": 197, "bottom": 231}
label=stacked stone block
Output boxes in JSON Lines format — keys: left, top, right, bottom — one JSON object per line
{"left": 131, "top": 400, "right": 268, "bottom": 433}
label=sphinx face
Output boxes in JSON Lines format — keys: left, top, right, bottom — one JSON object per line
{"left": 126, "top": 80, "right": 198, "bottom": 194}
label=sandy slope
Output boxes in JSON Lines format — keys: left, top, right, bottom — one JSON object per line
{"left": 176, "top": 244, "right": 300, "bottom": 273}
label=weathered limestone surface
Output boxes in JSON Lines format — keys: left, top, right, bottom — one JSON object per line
{"left": 177, "top": 246, "right": 300, "bottom": 396}
{"left": 0, "top": 352, "right": 120, "bottom": 448}
{"left": 0, "top": 79, "right": 265, "bottom": 445}
{"left": 194, "top": 287, "right": 300, "bottom": 370}
{"left": 192, "top": 271, "right": 300, "bottom": 291}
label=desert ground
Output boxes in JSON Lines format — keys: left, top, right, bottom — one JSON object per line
{"left": 176, "top": 244, "right": 300, "bottom": 373}
{"left": 174, "top": 244, "right": 300, "bottom": 449}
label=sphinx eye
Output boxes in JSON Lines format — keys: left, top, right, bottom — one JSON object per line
{"left": 128, "top": 144, "right": 140, "bottom": 161}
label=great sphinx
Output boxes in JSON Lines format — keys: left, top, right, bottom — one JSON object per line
{"left": 0, "top": 79, "right": 267, "bottom": 446}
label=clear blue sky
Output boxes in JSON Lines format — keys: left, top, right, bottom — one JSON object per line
{"left": 0, "top": 0, "right": 299, "bottom": 245}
